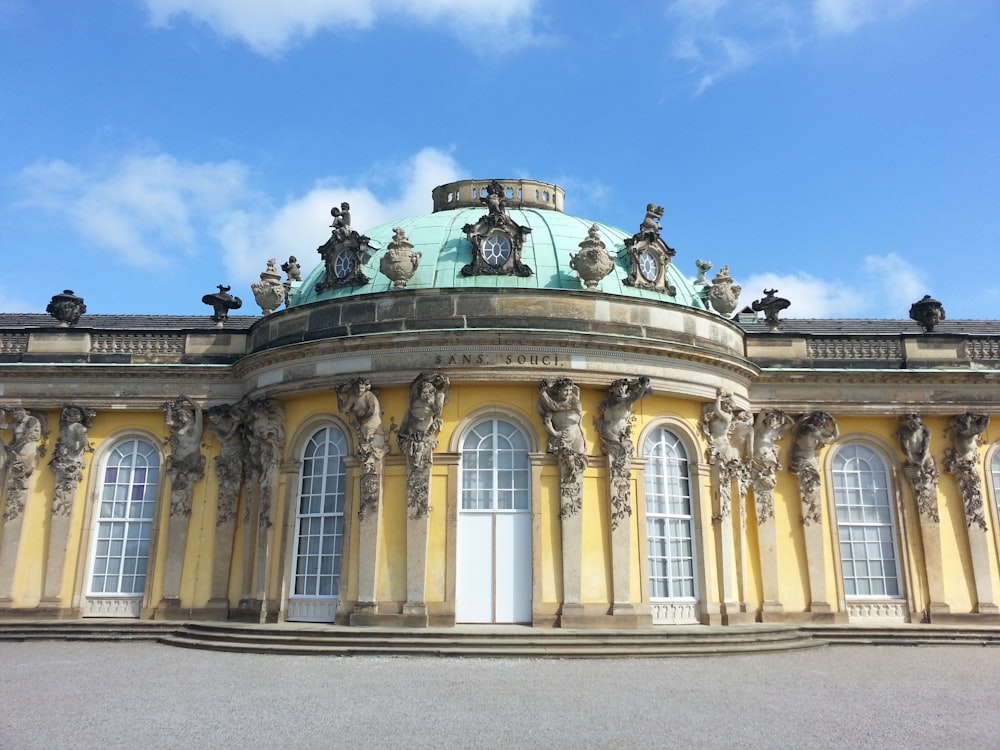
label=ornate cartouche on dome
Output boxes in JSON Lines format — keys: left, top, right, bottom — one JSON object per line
{"left": 459, "top": 179, "right": 534, "bottom": 277}
{"left": 622, "top": 204, "right": 677, "bottom": 296}
{"left": 316, "top": 202, "right": 373, "bottom": 291}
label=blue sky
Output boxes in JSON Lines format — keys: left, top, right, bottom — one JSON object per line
{"left": 1, "top": 0, "right": 997, "bottom": 318}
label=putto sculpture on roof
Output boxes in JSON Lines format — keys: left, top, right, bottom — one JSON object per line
{"left": 316, "top": 201, "right": 373, "bottom": 291}
{"left": 461, "top": 180, "right": 533, "bottom": 277}
{"left": 623, "top": 204, "right": 676, "bottom": 295}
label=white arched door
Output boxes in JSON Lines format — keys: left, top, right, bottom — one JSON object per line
{"left": 456, "top": 419, "right": 532, "bottom": 623}
{"left": 287, "top": 426, "right": 347, "bottom": 623}
{"left": 85, "top": 438, "right": 160, "bottom": 618}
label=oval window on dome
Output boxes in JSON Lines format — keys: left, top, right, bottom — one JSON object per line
{"left": 482, "top": 233, "right": 512, "bottom": 267}
{"left": 638, "top": 250, "right": 659, "bottom": 281}
{"left": 333, "top": 250, "right": 355, "bottom": 279}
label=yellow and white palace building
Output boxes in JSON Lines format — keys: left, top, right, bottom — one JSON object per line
{"left": 1, "top": 179, "right": 999, "bottom": 629}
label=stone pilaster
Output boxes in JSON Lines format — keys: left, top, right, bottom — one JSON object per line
{"left": 943, "top": 413, "right": 998, "bottom": 618}
{"left": 596, "top": 377, "right": 651, "bottom": 622}
{"left": 789, "top": 412, "right": 839, "bottom": 620}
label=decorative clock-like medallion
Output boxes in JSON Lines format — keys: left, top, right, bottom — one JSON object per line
{"left": 315, "top": 204, "right": 372, "bottom": 292}
{"left": 461, "top": 180, "right": 533, "bottom": 277}
{"left": 638, "top": 250, "right": 659, "bottom": 282}
{"left": 482, "top": 233, "right": 512, "bottom": 267}
{"left": 622, "top": 203, "right": 677, "bottom": 295}
{"left": 333, "top": 250, "right": 355, "bottom": 279}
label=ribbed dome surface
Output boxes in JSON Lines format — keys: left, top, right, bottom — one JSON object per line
{"left": 290, "top": 186, "right": 707, "bottom": 310}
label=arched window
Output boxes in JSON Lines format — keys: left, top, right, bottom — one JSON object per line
{"left": 87, "top": 439, "right": 160, "bottom": 614}
{"left": 288, "top": 426, "right": 347, "bottom": 622}
{"left": 831, "top": 444, "right": 901, "bottom": 598}
{"left": 460, "top": 419, "right": 531, "bottom": 511}
{"left": 456, "top": 418, "right": 532, "bottom": 623}
{"left": 644, "top": 428, "right": 696, "bottom": 600}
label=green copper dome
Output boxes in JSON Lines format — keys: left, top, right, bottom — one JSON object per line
{"left": 289, "top": 179, "right": 707, "bottom": 310}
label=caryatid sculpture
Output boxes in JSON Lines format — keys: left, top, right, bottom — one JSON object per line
{"left": 243, "top": 398, "right": 285, "bottom": 526}
{"left": 539, "top": 378, "right": 588, "bottom": 518}
{"left": 162, "top": 396, "right": 205, "bottom": 518}
{"left": 750, "top": 409, "right": 794, "bottom": 523}
{"left": 596, "top": 377, "right": 652, "bottom": 529}
{"left": 336, "top": 378, "right": 389, "bottom": 520}
{"left": 397, "top": 372, "right": 449, "bottom": 518}
{"left": 789, "top": 411, "right": 839, "bottom": 525}
{"left": 1, "top": 408, "right": 43, "bottom": 522}
{"left": 897, "top": 414, "right": 939, "bottom": 522}
{"left": 48, "top": 405, "right": 96, "bottom": 517}
{"left": 700, "top": 389, "right": 742, "bottom": 520}
{"left": 206, "top": 403, "right": 247, "bottom": 525}
{"left": 944, "top": 412, "right": 990, "bottom": 530}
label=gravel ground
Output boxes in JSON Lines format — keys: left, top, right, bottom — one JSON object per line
{"left": 1, "top": 641, "right": 997, "bottom": 749}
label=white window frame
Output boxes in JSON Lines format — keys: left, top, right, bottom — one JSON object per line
{"left": 459, "top": 418, "right": 531, "bottom": 512}
{"left": 287, "top": 425, "right": 348, "bottom": 622}
{"left": 84, "top": 438, "right": 160, "bottom": 617}
{"left": 831, "top": 443, "right": 903, "bottom": 601}
{"left": 643, "top": 427, "right": 698, "bottom": 603}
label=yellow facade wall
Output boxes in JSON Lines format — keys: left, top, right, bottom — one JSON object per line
{"left": 4, "top": 383, "right": 999, "bottom": 625}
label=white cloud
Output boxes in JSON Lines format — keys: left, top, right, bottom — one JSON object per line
{"left": 813, "top": 0, "right": 920, "bottom": 35}
{"left": 862, "top": 253, "right": 927, "bottom": 311}
{"left": 18, "top": 147, "right": 463, "bottom": 290}
{"left": 740, "top": 271, "right": 867, "bottom": 318}
{"left": 666, "top": 0, "right": 921, "bottom": 92}
{"left": 139, "top": 0, "right": 539, "bottom": 56}
{"left": 214, "top": 147, "right": 462, "bottom": 283}
{"left": 739, "top": 253, "right": 930, "bottom": 319}
{"left": 813, "top": 0, "right": 873, "bottom": 34}
{"left": 18, "top": 154, "right": 252, "bottom": 268}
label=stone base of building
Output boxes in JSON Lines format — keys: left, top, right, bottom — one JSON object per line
{"left": 350, "top": 610, "right": 429, "bottom": 627}
{"left": 929, "top": 610, "right": 1000, "bottom": 625}
{"left": 559, "top": 603, "right": 653, "bottom": 629}
{"left": 28, "top": 598, "right": 77, "bottom": 619}
{"left": 152, "top": 599, "right": 236, "bottom": 621}
{"left": 227, "top": 598, "right": 279, "bottom": 623}
{"left": 760, "top": 609, "right": 849, "bottom": 624}
{"left": 0, "top": 601, "right": 74, "bottom": 619}
{"left": 721, "top": 611, "right": 758, "bottom": 626}
{"left": 344, "top": 600, "right": 458, "bottom": 628}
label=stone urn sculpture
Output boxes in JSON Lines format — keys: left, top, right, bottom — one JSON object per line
{"left": 909, "top": 295, "right": 945, "bottom": 332}
{"left": 379, "top": 227, "right": 422, "bottom": 288}
{"left": 251, "top": 258, "right": 287, "bottom": 315}
{"left": 569, "top": 225, "right": 615, "bottom": 289}
{"left": 46, "top": 290, "right": 86, "bottom": 327}
{"left": 707, "top": 265, "right": 742, "bottom": 316}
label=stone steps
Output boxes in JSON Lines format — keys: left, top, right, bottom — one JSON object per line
{"left": 4, "top": 620, "right": 1000, "bottom": 656}
{"left": 802, "top": 625, "right": 1000, "bottom": 647}
{"left": 0, "top": 620, "right": 176, "bottom": 642}
{"left": 159, "top": 622, "right": 822, "bottom": 657}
